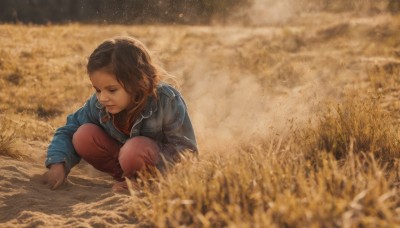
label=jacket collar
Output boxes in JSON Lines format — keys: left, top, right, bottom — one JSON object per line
{"left": 95, "top": 95, "right": 157, "bottom": 122}
{"left": 140, "top": 95, "right": 157, "bottom": 118}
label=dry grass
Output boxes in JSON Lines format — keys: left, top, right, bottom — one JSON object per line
{"left": 300, "top": 0, "right": 391, "bottom": 13}
{"left": 300, "top": 95, "right": 400, "bottom": 165}
{"left": 1, "top": 3, "right": 400, "bottom": 227}
{"left": 0, "top": 116, "right": 16, "bottom": 158}
{"left": 129, "top": 97, "right": 400, "bottom": 227}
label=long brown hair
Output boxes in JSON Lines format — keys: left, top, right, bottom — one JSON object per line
{"left": 87, "top": 36, "right": 161, "bottom": 123}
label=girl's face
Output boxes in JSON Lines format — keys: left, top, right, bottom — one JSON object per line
{"left": 90, "top": 70, "right": 132, "bottom": 114}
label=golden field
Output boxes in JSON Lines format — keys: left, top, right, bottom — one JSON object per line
{"left": 1, "top": 4, "right": 400, "bottom": 227}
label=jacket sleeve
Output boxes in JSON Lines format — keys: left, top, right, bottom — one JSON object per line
{"left": 45, "top": 95, "right": 99, "bottom": 174}
{"left": 161, "top": 91, "right": 198, "bottom": 161}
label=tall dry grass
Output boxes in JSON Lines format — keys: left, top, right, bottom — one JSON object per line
{"left": 300, "top": 95, "right": 400, "bottom": 166}
{"left": 301, "top": 0, "right": 391, "bottom": 13}
{"left": 0, "top": 116, "right": 16, "bottom": 158}
{"left": 129, "top": 96, "right": 400, "bottom": 227}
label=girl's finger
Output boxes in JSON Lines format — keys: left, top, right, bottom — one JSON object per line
{"left": 52, "top": 178, "right": 64, "bottom": 190}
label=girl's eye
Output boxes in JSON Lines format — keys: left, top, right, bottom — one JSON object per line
{"left": 95, "top": 89, "right": 101, "bottom": 93}
{"left": 109, "top": 89, "right": 117, "bottom": 93}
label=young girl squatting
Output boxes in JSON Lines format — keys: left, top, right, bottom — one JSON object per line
{"left": 43, "top": 36, "right": 198, "bottom": 191}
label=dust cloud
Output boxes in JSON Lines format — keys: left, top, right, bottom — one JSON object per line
{"left": 177, "top": 48, "right": 326, "bottom": 153}
{"left": 171, "top": 1, "right": 352, "bottom": 153}
{"left": 245, "top": 0, "right": 300, "bottom": 26}
{"left": 186, "top": 66, "right": 324, "bottom": 152}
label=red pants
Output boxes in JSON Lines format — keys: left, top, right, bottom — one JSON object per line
{"left": 72, "top": 123, "right": 160, "bottom": 181}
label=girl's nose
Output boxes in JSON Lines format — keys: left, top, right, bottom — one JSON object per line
{"left": 98, "top": 92, "right": 109, "bottom": 102}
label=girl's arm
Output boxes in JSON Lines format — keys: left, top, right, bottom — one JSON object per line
{"left": 161, "top": 92, "right": 198, "bottom": 160}
{"left": 46, "top": 95, "right": 99, "bottom": 174}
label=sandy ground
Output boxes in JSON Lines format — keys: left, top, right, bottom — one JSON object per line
{"left": 0, "top": 156, "right": 136, "bottom": 227}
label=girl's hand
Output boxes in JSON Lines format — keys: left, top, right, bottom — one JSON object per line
{"left": 43, "top": 163, "right": 66, "bottom": 190}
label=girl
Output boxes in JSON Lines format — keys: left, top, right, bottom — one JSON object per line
{"left": 43, "top": 36, "right": 198, "bottom": 191}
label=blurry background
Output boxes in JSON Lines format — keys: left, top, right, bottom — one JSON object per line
{"left": 0, "top": 0, "right": 400, "bottom": 25}
{"left": 0, "top": 0, "right": 250, "bottom": 24}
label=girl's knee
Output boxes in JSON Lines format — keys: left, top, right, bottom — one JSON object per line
{"left": 73, "top": 123, "right": 99, "bottom": 140}
{"left": 72, "top": 123, "right": 101, "bottom": 155}
{"left": 119, "top": 137, "right": 160, "bottom": 175}
{"left": 122, "top": 136, "right": 153, "bottom": 149}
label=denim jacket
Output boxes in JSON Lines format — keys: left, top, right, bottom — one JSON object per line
{"left": 46, "top": 83, "right": 197, "bottom": 173}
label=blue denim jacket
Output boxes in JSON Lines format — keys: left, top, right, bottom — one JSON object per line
{"left": 46, "top": 83, "right": 197, "bottom": 173}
